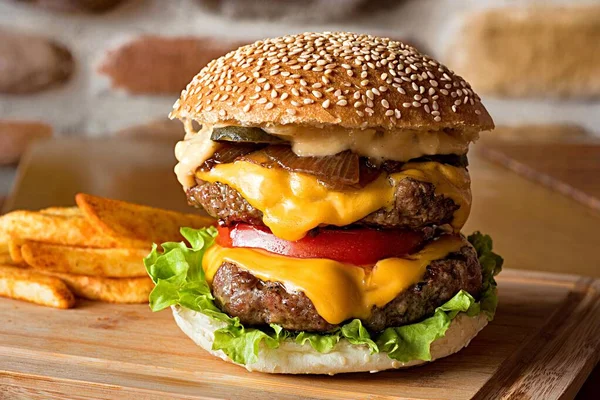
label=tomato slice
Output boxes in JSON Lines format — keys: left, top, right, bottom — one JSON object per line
{"left": 216, "top": 223, "right": 424, "bottom": 265}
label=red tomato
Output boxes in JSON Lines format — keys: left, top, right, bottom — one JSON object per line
{"left": 216, "top": 223, "right": 424, "bottom": 265}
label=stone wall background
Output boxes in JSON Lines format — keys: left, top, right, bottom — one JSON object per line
{"left": 0, "top": 0, "right": 598, "bottom": 138}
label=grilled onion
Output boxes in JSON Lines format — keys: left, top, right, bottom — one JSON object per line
{"left": 264, "top": 146, "right": 361, "bottom": 188}
{"left": 199, "top": 143, "right": 263, "bottom": 171}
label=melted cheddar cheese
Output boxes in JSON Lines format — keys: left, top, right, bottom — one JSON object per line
{"left": 196, "top": 161, "right": 471, "bottom": 241}
{"left": 204, "top": 235, "right": 466, "bottom": 324}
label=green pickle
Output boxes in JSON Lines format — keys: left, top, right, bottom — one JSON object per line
{"left": 211, "top": 126, "right": 285, "bottom": 144}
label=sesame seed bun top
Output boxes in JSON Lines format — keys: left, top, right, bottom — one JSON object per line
{"left": 171, "top": 32, "right": 494, "bottom": 132}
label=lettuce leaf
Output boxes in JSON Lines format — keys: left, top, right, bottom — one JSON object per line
{"left": 145, "top": 228, "right": 502, "bottom": 365}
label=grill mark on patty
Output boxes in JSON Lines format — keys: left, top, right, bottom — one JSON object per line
{"left": 187, "top": 177, "right": 459, "bottom": 230}
{"left": 211, "top": 245, "right": 482, "bottom": 333}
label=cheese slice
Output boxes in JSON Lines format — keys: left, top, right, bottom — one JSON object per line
{"left": 196, "top": 161, "right": 471, "bottom": 241}
{"left": 203, "top": 235, "right": 466, "bottom": 325}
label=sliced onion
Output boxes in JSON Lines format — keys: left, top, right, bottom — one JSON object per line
{"left": 264, "top": 145, "right": 360, "bottom": 187}
{"left": 199, "top": 143, "right": 263, "bottom": 171}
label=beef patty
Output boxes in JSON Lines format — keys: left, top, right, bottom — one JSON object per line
{"left": 211, "top": 243, "right": 481, "bottom": 333}
{"left": 187, "top": 177, "right": 460, "bottom": 230}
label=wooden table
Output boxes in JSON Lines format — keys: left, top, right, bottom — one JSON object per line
{"left": 2, "top": 137, "right": 599, "bottom": 399}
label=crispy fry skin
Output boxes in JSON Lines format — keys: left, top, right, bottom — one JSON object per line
{"left": 40, "top": 207, "right": 82, "bottom": 217}
{"left": 46, "top": 271, "right": 153, "bottom": 304}
{"left": 0, "top": 265, "right": 75, "bottom": 308}
{"left": 8, "top": 238, "right": 25, "bottom": 265}
{"left": 0, "top": 253, "right": 15, "bottom": 266}
{"left": 0, "top": 211, "right": 148, "bottom": 248}
{"left": 75, "top": 193, "right": 215, "bottom": 244}
{"left": 21, "top": 241, "right": 149, "bottom": 278}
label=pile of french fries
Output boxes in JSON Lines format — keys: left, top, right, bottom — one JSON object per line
{"left": 0, "top": 193, "right": 214, "bottom": 309}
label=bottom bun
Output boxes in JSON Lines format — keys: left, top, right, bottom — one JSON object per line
{"left": 172, "top": 306, "right": 488, "bottom": 375}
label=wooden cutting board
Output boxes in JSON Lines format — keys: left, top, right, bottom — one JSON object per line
{"left": 1, "top": 269, "right": 598, "bottom": 400}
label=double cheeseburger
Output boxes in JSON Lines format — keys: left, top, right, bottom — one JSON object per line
{"left": 145, "top": 32, "right": 503, "bottom": 374}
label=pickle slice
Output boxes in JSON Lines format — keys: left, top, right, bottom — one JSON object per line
{"left": 211, "top": 126, "right": 286, "bottom": 144}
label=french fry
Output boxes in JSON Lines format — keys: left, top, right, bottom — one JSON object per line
{"left": 21, "top": 241, "right": 149, "bottom": 278}
{"left": 0, "top": 211, "right": 148, "bottom": 248}
{"left": 46, "top": 271, "right": 153, "bottom": 304}
{"left": 0, "top": 253, "right": 15, "bottom": 266}
{"left": 75, "top": 193, "right": 215, "bottom": 244}
{"left": 8, "top": 238, "right": 25, "bottom": 265}
{"left": 0, "top": 265, "right": 75, "bottom": 308}
{"left": 40, "top": 206, "right": 82, "bottom": 217}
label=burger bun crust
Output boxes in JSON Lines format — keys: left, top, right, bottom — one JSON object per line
{"left": 171, "top": 32, "right": 493, "bottom": 133}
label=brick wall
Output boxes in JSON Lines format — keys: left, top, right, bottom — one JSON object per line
{"left": 0, "top": 0, "right": 598, "bottom": 145}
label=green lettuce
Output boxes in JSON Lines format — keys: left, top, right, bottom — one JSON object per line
{"left": 145, "top": 228, "right": 502, "bottom": 365}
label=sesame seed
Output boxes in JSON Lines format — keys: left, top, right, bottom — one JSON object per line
{"left": 280, "top": 93, "right": 289, "bottom": 100}
{"left": 347, "top": 70, "right": 354, "bottom": 77}
{"left": 271, "top": 90, "right": 278, "bottom": 98}
{"left": 337, "top": 99, "right": 348, "bottom": 106}
{"left": 303, "top": 98, "right": 314, "bottom": 104}
{"left": 434, "top": 116, "right": 441, "bottom": 122}
{"left": 243, "top": 104, "right": 251, "bottom": 112}
{"left": 322, "top": 99, "right": 331, "bottom": 108}
{"left": 385, "top": 110, "right": 394, "bottom": 116}
{"left": 265, "top": 102, "right": 274, "bottom": 110}
{"left": 287, "top": 109, "right": 297, "bottom": 115}
{"left": 257, "top": 97, "right": 267, "bottom": 104}
{"left": 291, "top": 88, "right": 300, "bottom": 96}
{"left": 402, "top": 102, "right": 411, "bottom": 108}
{"left": 381, "top": 99, "right": 389, "bottom": 108}
{"left": 312, "top": 90, "right": 323, "bottom": 98}
{"left": 475, "top": 109, "right": 482, "bottom": 115}
{"left": 360, "top": 79, "right": 369, "bottom": 86}
{"left": 412, "top": 101, "right": 422, "bottom": 107}
{"left": 354, "top": 101, "right": 363, "bottom": 108}
{"left": 394, "top": 109, "right": 402, "bottom": 119}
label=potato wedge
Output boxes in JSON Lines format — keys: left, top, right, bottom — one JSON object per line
{"left": 75, "top": 193, "right": 215, "bottom": 244}
{"left": 21, "top": 241, "right": 149, "bottom": 278}
{"left": 40, "top": 206, "right": 82, "bottom": 217}
{"left": 0, "top": 240, "right": 8, "bottom": 256}
{"left": 0, "top": 265, "right": 75, "bottom": 308}
{"left": 8, "top": 238, "right": 25, "bottom": 265}
{"left": 0, "top": 252, "right": 15, "bottom": 265}
{"left": 0, "top": 211, "right": 148, "bottom": 248}
{"left": 47, "top": 272, "right": 153, "bottom": 304}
